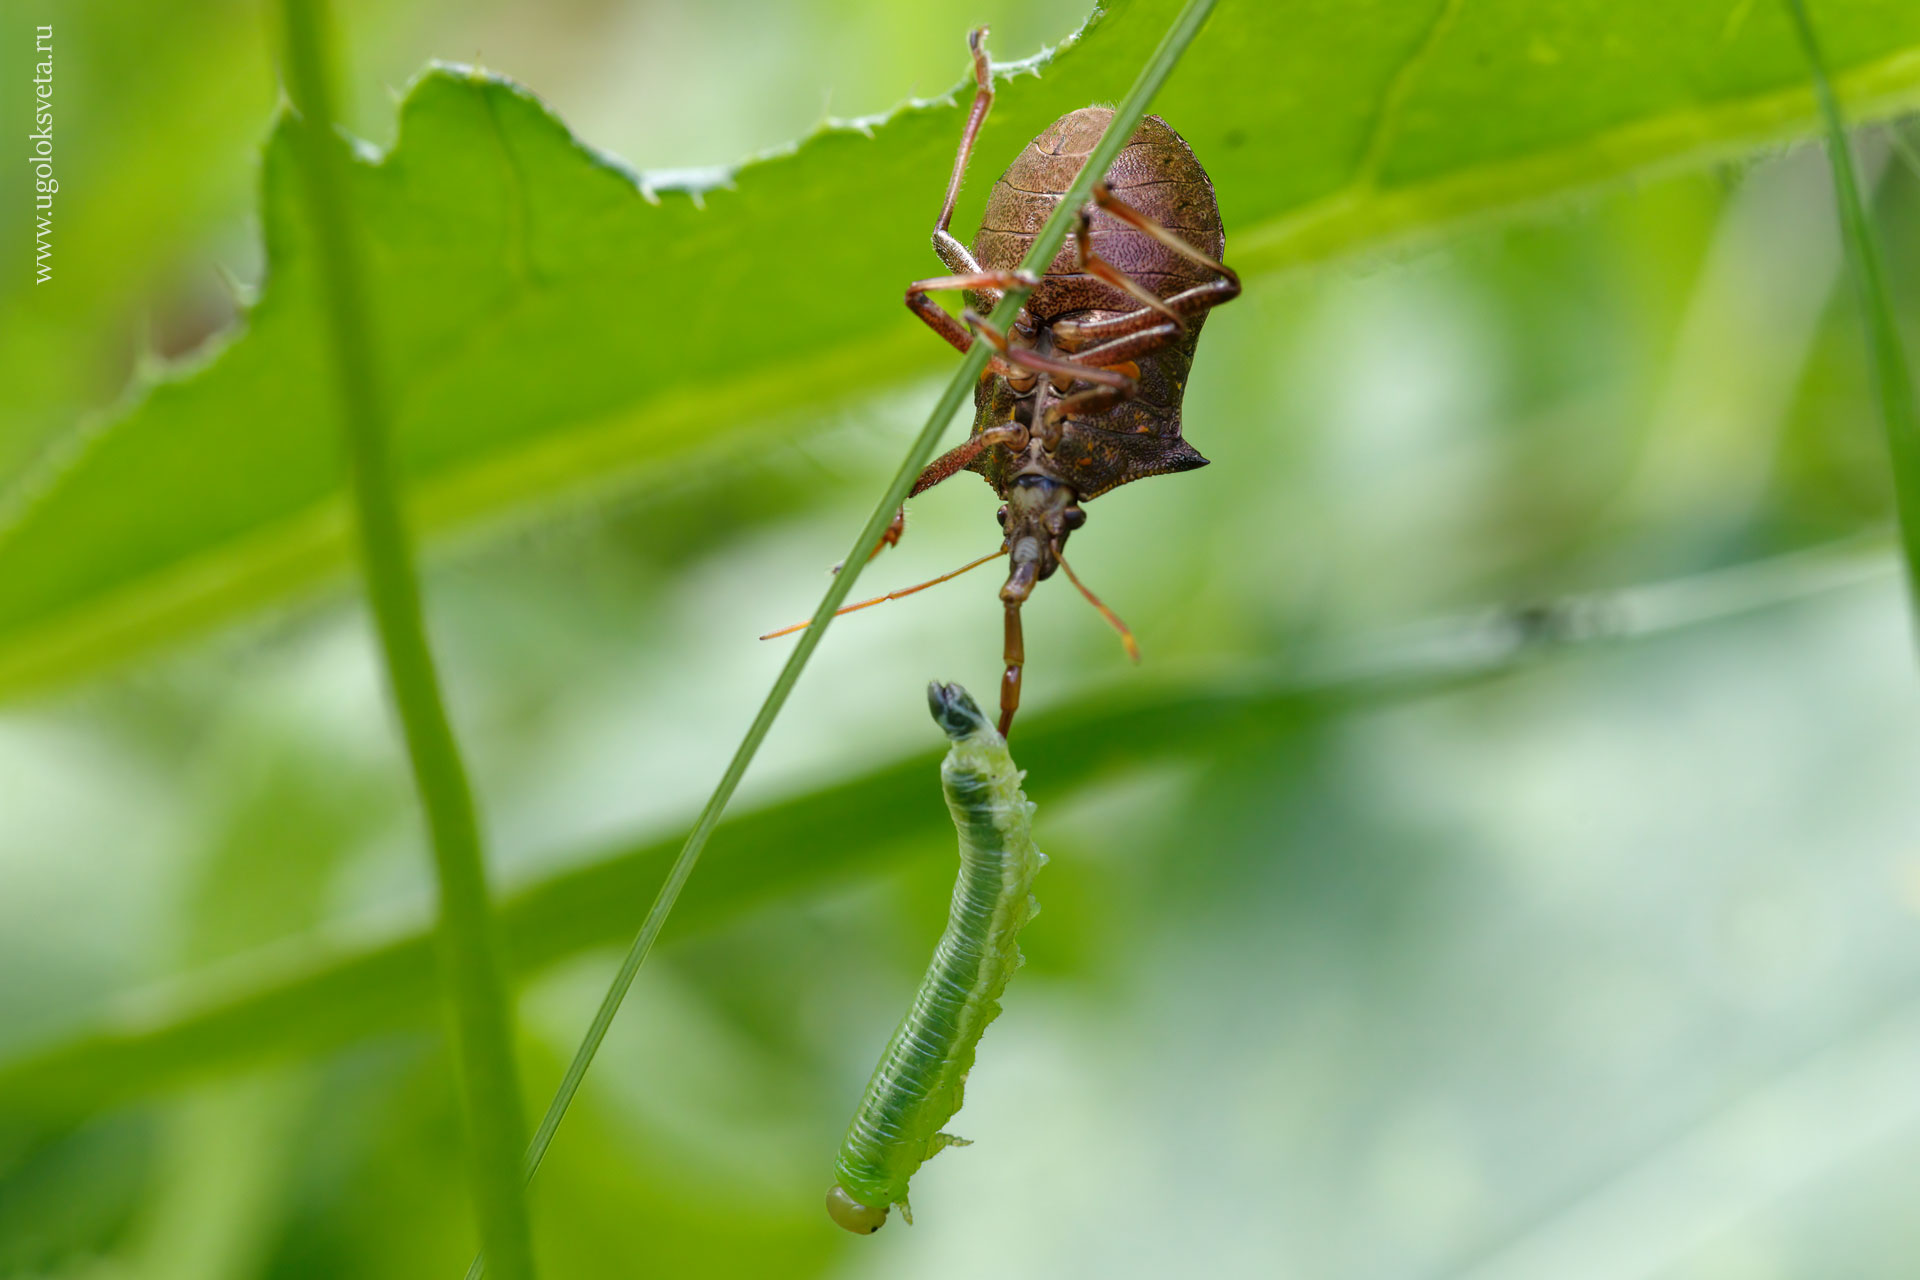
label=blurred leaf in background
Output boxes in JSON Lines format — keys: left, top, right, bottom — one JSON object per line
{"left": 5, "top": 0, "right": 1920, "bottom": 697}
{"left": 4, "top": 1, "right": 1920, "bottom": 1278}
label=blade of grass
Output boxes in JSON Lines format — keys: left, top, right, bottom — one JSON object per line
{"left": 1887, "top": 120, "right": 1920, "bottom": 181}
{"left": 467, "top": 5, "right": 1224, "bottom": 1271}
{"left": 0, "top": 535, "right": 1893, "bottom": 1122}
{"left": 1784, "top": 0, "right": 1920, "bottom": 613}
{"left": 274, "top": 2, "right": 536, "bottom": 1277}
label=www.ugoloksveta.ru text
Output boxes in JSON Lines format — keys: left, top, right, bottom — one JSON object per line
{"left": 31, "top": 23, "right": 54, "bottom": 284}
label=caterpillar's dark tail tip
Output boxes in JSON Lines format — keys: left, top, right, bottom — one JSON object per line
{"left": 927, "top": 681, "right": 988, "bottom": 740}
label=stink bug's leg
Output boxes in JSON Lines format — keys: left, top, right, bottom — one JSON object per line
{"left": 836, "top": 506, "right": 904, "bottom": 570}
{"left": 1157, "top": 275, "right": 1243, "bottom": 320}
{"left": 1053, "top": 183, "right": 1242, "bottom": 346}
{"left": 1054, "top": 276, "right": 1242, "bottom": 346}
{"left": 1044, "top": 383, "right": 1126, "bottom": 428}
{"left": 912, "top": 270, "right": 1037, "bottom": 298}
{"left": 1056, "top": 552, "right": 1141, "bottom": 662}
{"left": 1092, "top": 181, "right": 1238, "bottom": 280}
{"left": 999, "top": 599, "right": 1025, "bottom": 737}
{"left": 1061, "top": 322, "right": 1181, "bottom": 370}
{"left": 864, "top": 506, "right": 906, "bottom": 564}
{"left": 906, "top": 270, "right": 1039, "bottom": 357}
{"left": 1044, "top": 323, "right": 1184, "bottom": 427}
{"left": 912, "top": 422, "right": 1027, "bottom": 498}
{"left": 963, "top": 309, "right": 1136, "bottom": 391}
{"left": 933, "top": 28, "right": 995, "bottom": 275}
{"left": 859, "top": 423, "right": 1028, "bottom": 565}
{"left": 1073, "top": 204, "right": 1184, "bottom": 327}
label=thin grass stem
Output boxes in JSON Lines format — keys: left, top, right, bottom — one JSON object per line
{"left": 467, "top": 1, "right": 1222, "bottom": 1273}
{"left": 1783, "top": 0, "right": 1920, "bottom": 614}
{"left": 274, "top": 2, "right": 536, "bottom": 1277}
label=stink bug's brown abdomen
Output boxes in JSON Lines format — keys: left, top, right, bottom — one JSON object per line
{"left": 973, "top": 108, "right": 1225, "bottom": 323}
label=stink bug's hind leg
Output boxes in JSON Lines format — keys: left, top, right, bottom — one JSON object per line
{"left": 1055, "top": 182, "right": 1243, "bottom": 352}
{"left": 1090, "top": 182, "right": 1241, "bottom": 310}
{"left": 906, "top": 269, "right": 1037, "bottom": 358}
{"left": 1070, "top": 203, "right": 1184, "bottom": 327}
{"left": 1038, "top": 187, "right": 1241, "bottom": 432}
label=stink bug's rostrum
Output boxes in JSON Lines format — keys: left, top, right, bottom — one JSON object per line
{"left": 766, "top": 29, "right": 1239, "bottom": 735}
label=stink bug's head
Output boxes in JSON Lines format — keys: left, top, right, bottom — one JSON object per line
{"left": 996, "top": 475, "right": 1085, "bottom": 605}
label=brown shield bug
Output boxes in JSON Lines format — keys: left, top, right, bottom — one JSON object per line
{"left": 768, "top": 28, "right": 1239, "bottom": 735}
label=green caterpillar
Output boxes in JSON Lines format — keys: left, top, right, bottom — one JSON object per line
{"left": 825, "top": 681, "right": 1045, "bottom": 1233}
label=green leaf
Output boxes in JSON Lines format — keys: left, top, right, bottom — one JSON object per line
{"left": 4, "top": 0, "right": 1920, "bottom": 700}
{"left": 0, "top": 663, "right": 1470, "bottom": 1122}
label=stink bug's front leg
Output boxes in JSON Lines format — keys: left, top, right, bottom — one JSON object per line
{"left": 859, "top": 423, "right": 1029, "bottom": 565}
{"left": 905, "top": 270, "right": 1037, "bottom": 358}
{"left": 913, "top": 423, "right": 1028, "bottom": 497}
{"left": 1092, "top": 181, "right": 1239, "bottom": 285}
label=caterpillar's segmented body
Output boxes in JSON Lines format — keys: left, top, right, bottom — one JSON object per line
{"left": 826, "top": 682, "right": 1045, "bottom": 1233}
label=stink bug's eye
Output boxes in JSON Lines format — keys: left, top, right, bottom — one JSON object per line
{"left": 996, "top": 505, "right": 1008, "bottom": 528}
{"left": 1061, "top": 507, "right": 1086, "bottom": 531}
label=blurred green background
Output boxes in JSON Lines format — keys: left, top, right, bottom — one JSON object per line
{"left": 5, "top": 0, "right": 1920, "bottom": 1277}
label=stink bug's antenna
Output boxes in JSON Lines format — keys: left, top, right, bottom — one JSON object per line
{"left": 1055, "top": 553, "right": 1140, "bottom": 663}
{"left": 761, "top": 548, "right": 1008, "bottom": 641}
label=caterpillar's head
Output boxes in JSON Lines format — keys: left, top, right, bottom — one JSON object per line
{"left": 927, "top": 681, "right": 989, "bottom": 741}
{"left": 826, "top": 1184, "right": 889, "bottom": 1234}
